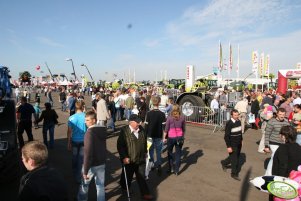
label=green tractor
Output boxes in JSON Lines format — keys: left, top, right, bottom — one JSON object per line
{"left": 229, "top": 80, "right": 247, "bottom": 92}
{"left": 167, "top": 79, "right": 185, "bottom": 90}
{"left": 176, "top": 78, "right": 219, "bottom": 119}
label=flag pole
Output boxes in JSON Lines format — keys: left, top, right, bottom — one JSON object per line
{"left": 237, "top": 44, "right": 240, "bottom": 79}
{"left": 228, "top": 42, "right": 230, "bottom": 81}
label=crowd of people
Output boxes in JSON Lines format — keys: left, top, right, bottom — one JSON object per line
{"left": 15, "top": 85, "right": 183, "bottom": 201}
{"left": 14, "top": 84, "right": 301, "bottom": 200}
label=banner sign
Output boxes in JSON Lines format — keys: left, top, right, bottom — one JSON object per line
{"left": 252, "top": 51, "right": 259, "bottom": 73}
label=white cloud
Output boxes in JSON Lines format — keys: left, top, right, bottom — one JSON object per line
{"left": 144, "top": 39, "right": 160, "bottom": 48}
{"left": 37, "top": 37, "right": 64, "bottom": 47}
{"left": 166, "top": 0, "right": 300, "bottom": 46}
{"left": 151, "top": 0, "right": 301, "bottom": 79}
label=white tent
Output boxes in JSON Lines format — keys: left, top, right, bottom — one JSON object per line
{"left": 58, "top": 80, "right": 69, "bottom": 86}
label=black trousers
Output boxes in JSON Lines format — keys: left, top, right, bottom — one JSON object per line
{"left": 17, "top": 120, "right": 34, "bottom": 148}
{"left": 222, "top": 144, "right": 242, "bottom": 175}
{"left": 120, "top": 163, "right": 150, "bottom": 196}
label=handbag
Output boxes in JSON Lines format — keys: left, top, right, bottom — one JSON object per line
{"left": 173, "top": 119, "right": 184, "bottom": 146}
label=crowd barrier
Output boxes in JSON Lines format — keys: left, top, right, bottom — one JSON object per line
{"left": 181, "top": 105, "right": 232, "bottom": 133}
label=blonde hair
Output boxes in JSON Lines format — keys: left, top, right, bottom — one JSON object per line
{"left": 171, "top": 104, "right": 181, "bottom": 119}
{"left": 151, "top": 96, "right": 160, "bottom": 106}
{"left": 22, "top": 141, "right": 48, "bottom": 167}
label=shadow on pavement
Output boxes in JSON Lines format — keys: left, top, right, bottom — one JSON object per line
{"left": 145, "top": 147, "right": 204, "bottom": 201}
{"left": 240, "top": 167, "right": 252, "bottom": 201}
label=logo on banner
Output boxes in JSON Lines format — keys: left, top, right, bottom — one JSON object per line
{"left": 268, "top": 181, "right": 298, "bottom": 199}
{"left": 186, "top": 66, "right": 190, "bottom": 80}
{"left": 286, "top": 70, "right": 301, "bottom": 77}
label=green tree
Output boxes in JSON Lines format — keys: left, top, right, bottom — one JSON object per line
{"left": 20, "top": 71, "right": 32, "bottom": 83}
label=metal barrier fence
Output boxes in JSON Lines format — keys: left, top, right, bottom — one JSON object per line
{"left": 181, "top": 105, "right": 232, "bottom": 133}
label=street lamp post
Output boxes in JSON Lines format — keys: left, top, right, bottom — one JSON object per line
{"left": 81, "top": 64, "right": 94, "bottom": 81}
{"left": 65, "top": 58, "right": 77, "bottom": 81}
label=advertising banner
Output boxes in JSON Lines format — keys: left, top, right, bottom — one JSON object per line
{"left": 265, "top": 54, "right": 270, "bottom": 76}
{"left": 259, "top": 53, "right": 264, "bottom": 77}
{"left": 252, "top": 51, "right": 259, "bottom": 73}
{"left": 185, "top": 65, "right": 195, "bottom": 92}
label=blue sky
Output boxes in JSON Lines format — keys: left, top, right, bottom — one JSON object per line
{"left": 1, "top": 0, "right": 301, "bottom": 82}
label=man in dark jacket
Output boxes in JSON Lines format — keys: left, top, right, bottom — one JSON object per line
{"left": 117, "top": 114, "right": 153, "bottom": 200}
{"left": 145, "top": 96, "right": 166, "bottom": 175}
{"left": 36, "top": 102, "right": 58, "bottom": 148}
{"left": 78, "top": 111, "right": 107, "bottom": 201}
{"left": 250, "top": 94, "right": 260, "bottom": 129}
{"left": 19, "top": 141, "right": 68, "bottom": 201}
{"left": 221, "top": 109, "right": 243, "bottom": 181}
{"left": 59, "top": 87, "right": 67, "bottom": 112}
{"left": 16, "top": 97, "right": 36, "bottom": 148}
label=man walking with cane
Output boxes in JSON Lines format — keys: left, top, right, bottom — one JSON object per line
{"left": 117, "top": 114, "right": 153, "bottom": 200}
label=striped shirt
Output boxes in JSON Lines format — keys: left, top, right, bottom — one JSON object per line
{"left": 264, "top": 118, "right": 289, "bottom": 147}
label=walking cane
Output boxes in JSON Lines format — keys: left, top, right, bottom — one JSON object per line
{"left": 123, "top": 164, "right": 131, "bottom": 201}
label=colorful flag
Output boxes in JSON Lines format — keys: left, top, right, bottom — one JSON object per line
{"left": 229, "top": 43, "right": 233, "bottom": 70}
{"left": 224, "top": 63, "right": 228, "bottom": 71}
{"left": 259, "top": 53, "right": 264, "bottom": 77}
{"left": 265, "top": 55, "right": 270, "bottom": 76}
{"left": 252, "top": 51, "right": 259, "bottom": 73}
{"left": 218, "top": 41, "right": 223, "bottom": 71}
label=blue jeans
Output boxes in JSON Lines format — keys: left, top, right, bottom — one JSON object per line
{"left": 297, "top": 135, "right": 301, "bottom": 146}
{"left": 72, "top": 141, "right": 84, "bottom": 183}
{"left": 47, "top": 98, "right": 53, "bottom": 106}
{"left": 42, "top": 123, "right": 55, "bottom": 148}
{"left": 125, "top": 109, "right": 132, "bottom": 120}
{"left": 107, "top": 118, "right": 115, "bottom": 131}
{"left": 167, "top": 137, "right": 183, "bottom": 173}
{"left": 149, "top": 138, "right": 163, "bottom": 167}
{"left": 115, "top": 108, "right": 121, "bottom": 121}
{"left": 61, "top": 101, "right": 66, "bottom": 112}
{"left": 78, "top": 164, "right": 106, "bottom": 201}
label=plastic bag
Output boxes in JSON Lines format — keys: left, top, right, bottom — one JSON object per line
{"left": 248, "top": 113, "right": 255, "bottom": 123}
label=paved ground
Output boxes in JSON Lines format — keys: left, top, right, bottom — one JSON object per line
{"left": 2, "top": 92, "right": 270, "bottom": 201}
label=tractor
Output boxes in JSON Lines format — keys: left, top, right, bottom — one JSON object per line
{"left": 0, "top": 66, "right": 20, "bottom": 185}
{"left": 176, "top": 77, "right": 219, "bottom": 119}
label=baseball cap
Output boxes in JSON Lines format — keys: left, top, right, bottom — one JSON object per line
{"left": 129, "top": 114, "right": 142, "bottom": 123}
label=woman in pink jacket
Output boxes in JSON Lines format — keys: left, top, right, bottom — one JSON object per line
{"left": 163, "top": 105, "right": 186, "bottom": 176}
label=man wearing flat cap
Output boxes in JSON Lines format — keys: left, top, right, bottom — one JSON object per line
{"left": 117, "top": 114, "right": 153, "bottom": 200}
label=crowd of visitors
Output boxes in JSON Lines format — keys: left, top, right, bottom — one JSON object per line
{"left": 13, "top": 84, "right": 301, "bottom": 200}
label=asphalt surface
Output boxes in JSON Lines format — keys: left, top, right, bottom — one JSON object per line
{"left": 2, "top": 92, "right": 269, "bottom": 201}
